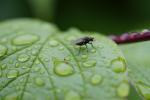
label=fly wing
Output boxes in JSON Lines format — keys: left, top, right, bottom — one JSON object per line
{"left": 73, "top": 38, "right": 84, "bottom": 45}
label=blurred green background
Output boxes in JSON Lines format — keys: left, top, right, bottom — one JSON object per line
{"left": 0, "top": 0, "right": 150, "bottom": 34}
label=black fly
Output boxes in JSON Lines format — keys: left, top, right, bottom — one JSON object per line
{"left": 74, "top": 36, "right": 94, "bottom": 54}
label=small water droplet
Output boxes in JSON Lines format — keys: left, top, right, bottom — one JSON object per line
{"left": 83, "top": 60, "right": 96, "bottom": 68}
{"left": 117, "top": 82, "right": 130, "bottom": 98}
{"left": 81, "top": 55, "right": 88, "bottom": 59}
{"left": 34, "top": 77, "right": 45, "bottom": 86}
{"left": 54, "top": 63, "right": 74, "bottom": 76}
{"left": 12, "top": 34, "right": 39, "bottom": 45}
{"left": 49, "top": 40, "right": 59, "bottom": 47}
{"left": 0, "top": 45, "right": 7, "bottom": 57}
{"left": 59, "top": 47, "right": 64, "bottom": 50}
{"left": 137, "top": 83, "right": 150, "bottom": 99}
{"left": 7, "top": 70, "right": 19, "bottom": 78}
{"left": 111, "top": 57, "right": 126, "bottom": 73}
{"left": 91, "top": 49, "right": 96, "bottom": 53}
{"left": 18, "top": 54, "right": 29, "bottom": 62}
{"left": 1, "top": 64, "right": 7, "bottom": 69}
{"left": 90, "top": 74, "right": 102, "bottom": 85}
{"left": 31, "top": 50, "right": 37, "bottom": 55}
{"left": 65, "top": 91, "right": 81, "bottom": 100}
{"left": 15, "top": 63, "right": 19, "bottom": 68}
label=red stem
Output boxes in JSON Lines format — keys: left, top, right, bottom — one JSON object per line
{"left": 109, "top": 30, "right": 150, "bottom": 44}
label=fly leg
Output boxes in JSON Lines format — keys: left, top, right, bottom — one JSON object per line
{"left": 85, "top": 44, "right": 88, "bottom": 52}
{"left": 89, "top": 42, "right": 95, "bottom": 48}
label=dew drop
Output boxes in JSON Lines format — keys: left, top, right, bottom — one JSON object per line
{"left": 7, "top": 70, "right": 19, "bottom": 78}
{"left": 81, "top": 55, "right": 88, "bottom": 59}
{"left": 12, "top": 34, "right": 39, "bottom": 45}
{"left": 54, "top": 63, "right": 74, "bottom": 76}
{"left": 34, "top": 77, "right": 45, "bottom": 86}
{"left": 91, "top": 49, "right": 96, "bottom": 53}
{"left": 137, "top": 83, "right": 150, "bottom": 100}
{"left": 90, "top": 74, "right": 102, "bottom": 85}
{"left": 49, "top": 40, "right": 59, "bottom": 47}
{"left": 18, "top": 54, "right": 29, "bottom": 62}
{"left": 1, "top": 64, "right": 7, "bottom": 69}
{"left": 59, "top": 47, "right": 64, "bottom": 50}
{"left": 111, "top": 57, "right": 126, "bottom": 73}
{"left": 15, "top": 63, "right": 19, "bottom": 68}
{"left": 65, "top": 91, "right": 81, "bottom": 100}
{"left": 31, "top": 50, "right": 37, "bottom": 55}
{"left": 0, "top": 45, "right": 7, "bottom": 57}
{"left": 83, "top": 60, "right": 96, "bottom": 68}
{"left": 117, "top": 82, "right": 130, "bottom": 98}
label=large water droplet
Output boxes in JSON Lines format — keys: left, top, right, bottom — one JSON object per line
{"left": 65, "top": 91, "right": 81, "bottom": 100}
{"left": 137, "top": 83, "right": 150, "bottom": 99}
{"left": 34, "top": 77, "right": 45, "bottom": 86}
{"left": 12, "top": 34, "right": 39, "bottom": 45}
{"left": 18, "top": 54, "right": 29, "bottom": 62}
{"left": 7, "top": 70, "right": 19, "bottom": 78}
{"left": 81, "top": 55, "right": 88, "bottom": 59}
{"left": 83, "top": 60, "right": 96, "bottom": 68}
{"left": 111, "top": 57, "right": 126, "bottom": 73}
{"left": 49, "top": 40, "right": 59, "bottom": 47}
{"left": 54, "top": 63, "right": 74, "bottom": 76}
{"left": 90, "top": 74, "right": 102, "bottom": 85}
{"left": 0, "top": 45, "right": 7, "bottom": 57}
{"left": 117, "top": 82, "right": 130, "bottom": 98}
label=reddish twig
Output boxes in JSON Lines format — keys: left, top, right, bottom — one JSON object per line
{"left": 109, "top": 30, "right": 150, "bottom": 44}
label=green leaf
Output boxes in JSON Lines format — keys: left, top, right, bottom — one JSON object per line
{"left": 0, "top": 19, "right": 128, "bottom": 100}
{"left": 120, "top": 41, "right": 150, "bottom": 100}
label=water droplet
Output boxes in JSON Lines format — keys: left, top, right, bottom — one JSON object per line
{"left": 91, "top": 49, "right": 96, "bottom": 53}
{"left": 7, "top": 70, "right": 19, "bottom": 78}
{"left": 54, "top": 63, "right": 74, "bottom": 76}
{"left": 83, "top": 60, "right": 96, "bottom": 68}
{"left": 59, "top": 47, "right": 64, "bottom": 50}
{"left": 12, "top": 34, "right": 39, "bottom": 45}
{"left": 0, "top": 45, "right": 7, "bottom": 57}
{"left": 65, "top": 91, "right": 81, "bottom": 100}
{"left": 15, "top": 63, "right": 19, "bottom": 68}
{"left": 111, "top": 57, "right": 126, "bottom": 73}
{"left": 1, "top": 64, "right": 7, "bottom": 69}
{"left": 90, "top": 74, "right": 102, "bottom": 85}
{"left": 31, "top": 50, "right": 37, "bottom": 55}
{"left": 81, "top": 55, "right": 88, "bottom": 59}
{"left": 137, "top": 83, "right": 150, "bottom": 99}
{"left": 49, "top": 40, "right": 59, "bottom": 47}
{"left": 117, "top": 82, "right": 130, "bottom": 98}
{"left": 34, "top": 77, "right": 45, "bottom": 86}
{"left": 18, "top": 54, "right": 29, "bottom": 62}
